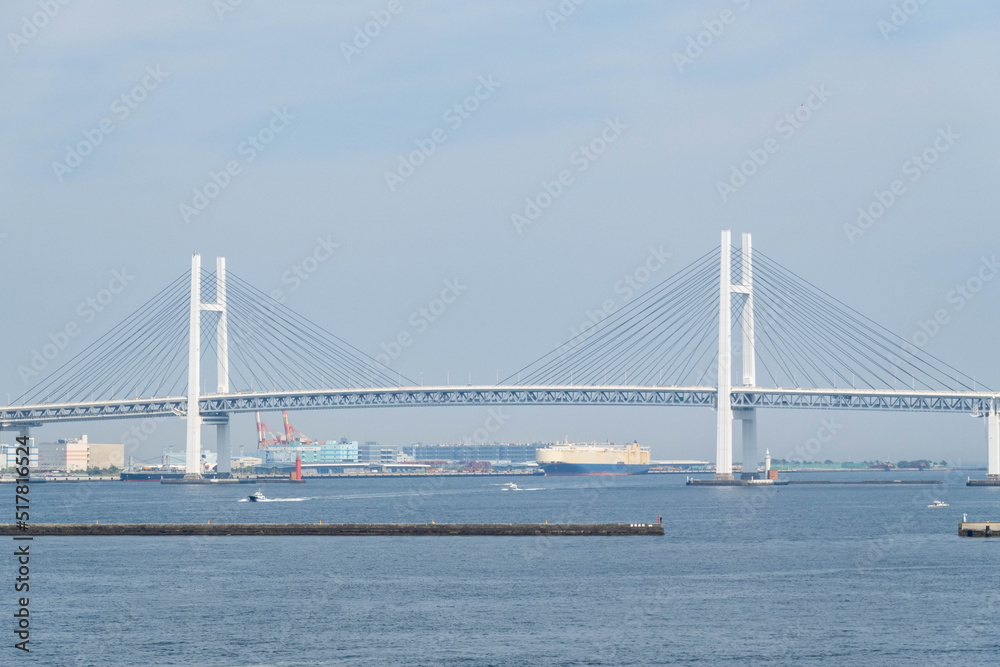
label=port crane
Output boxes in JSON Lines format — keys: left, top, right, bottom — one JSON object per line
{"left": 255, "top": 410, "right": 315, "bottom": 450}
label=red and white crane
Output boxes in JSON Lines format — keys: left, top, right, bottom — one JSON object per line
{"left": 255, "top": 410, "right": 314, "bottom": 450}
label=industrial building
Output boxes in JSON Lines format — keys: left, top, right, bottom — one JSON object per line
{"left": 359, "top": 442, "right": 402, "bottom": 464}
{"left": 255, "top": 460, "right": 429, "bottom": 475}
{"left": 262, "top": 438, "right": 359, "bottom": 465}
{"left": 37, "top": 439, "right": 89, "bottom": 471}
{"left": 36, "top": 435, "right": 125, "bottom": 472}
{"left": 89, "top": 443, "right": 125, "bottom": 469}
{"left": 1, "top": 439, "right": 38, "bottom": 469}
{"left": 359, "top": 440, "right": 381, "bottom": 463}
{"left": 255, "top": 412, "right": 360, "bottom": 466}
{"left": 402, "top": 443, "right": 541, "bottom": 464}
{"left": 232, "top": 456, "right": 262, "bottom": 469}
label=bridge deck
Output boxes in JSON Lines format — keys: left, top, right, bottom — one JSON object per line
{"left": 2, "top": 385, "right": 995, "bottom": 426}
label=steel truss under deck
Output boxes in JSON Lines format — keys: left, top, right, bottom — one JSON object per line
{"left": 2, "top": 385, "right": 994, "bottom": 427}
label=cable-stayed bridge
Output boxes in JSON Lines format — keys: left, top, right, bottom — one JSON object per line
{"left": 2, "top": 232, "right": 997, "bottom": 482}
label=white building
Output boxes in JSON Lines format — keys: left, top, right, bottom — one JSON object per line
{"left": 37, "top": 439, "right": 88, "bottom": 471}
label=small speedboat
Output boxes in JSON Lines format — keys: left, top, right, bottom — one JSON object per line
{"left": 248, "top": 489, "right": 266, "bottom": 502}
{"left": 927, "top": 500, "right": 949, "bottom": 508}
{"left": 502, "top": 482, "right": 519, "bottom": 491}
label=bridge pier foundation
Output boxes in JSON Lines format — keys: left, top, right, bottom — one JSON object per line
{"left": 216, "top": 420, "right": 231, "bottom": 476}
{"left": 736, "top": 408, "right": 758, "bottom": 480}
{"left": 202, "top": 413, "right": 230, "bottom": 476}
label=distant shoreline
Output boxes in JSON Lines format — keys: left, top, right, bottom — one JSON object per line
{"left": 0, "top": 467, "right": 986, "bottom": 483}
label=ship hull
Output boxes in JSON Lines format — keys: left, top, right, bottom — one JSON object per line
{"left": 120, "top": 472, "right": 185, "bottom": 481}
{"left": 539, "top": 462, "right": 651, "bottom": 476}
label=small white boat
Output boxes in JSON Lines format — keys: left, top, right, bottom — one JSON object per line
{"left": 502, "top": 482, "right": 519, "bottom": 491}
{"left": 927, "top": 500, "right": 949, "bottom": 508}
{"left": 248, "top": 489, "right": 267, "bottom": 502}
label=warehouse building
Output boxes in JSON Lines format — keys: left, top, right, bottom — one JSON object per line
{"left": 36, "top": 435, "right": 125, "bottom": 472}
{"left": 402, "top": 443, "right": 541, "bottom": 464}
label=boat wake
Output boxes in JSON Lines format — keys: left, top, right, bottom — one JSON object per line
{"left": 499, "top": 482, "right": 544, "bottom": 492}
{"left": 238, "top": 497, "right": 310, "bottom": 503}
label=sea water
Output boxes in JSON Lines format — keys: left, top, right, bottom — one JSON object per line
{"left": 8, "top": 472, "right": 999, "bottom": 665}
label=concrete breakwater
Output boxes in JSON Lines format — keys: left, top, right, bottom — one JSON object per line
{"left": 958, "top": 522, "right": 1000, "bottom": 537}
{"left": 787, "top": 480, "right": 942, "bottom": 485}
{"left": 0, "top": 523, "right": 664, "bottom": 537}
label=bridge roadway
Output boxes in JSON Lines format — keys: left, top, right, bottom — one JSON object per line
{"left": 1, "top": 385, "right": 996, "bottom": 426}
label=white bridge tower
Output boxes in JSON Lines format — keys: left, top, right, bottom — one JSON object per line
{"left": 185, "top": 254, "right": 231, "bottom": 478}
{"left": 716, "top": 231, "right": 758, "bottom": 481}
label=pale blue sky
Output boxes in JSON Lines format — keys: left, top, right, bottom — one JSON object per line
{"left": 1, "top": 1, "right": 998, "bottom": 464}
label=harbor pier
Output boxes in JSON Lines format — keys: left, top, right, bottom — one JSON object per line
{"left": 958, "top": 522, "right": 1000, "bottom": 537}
